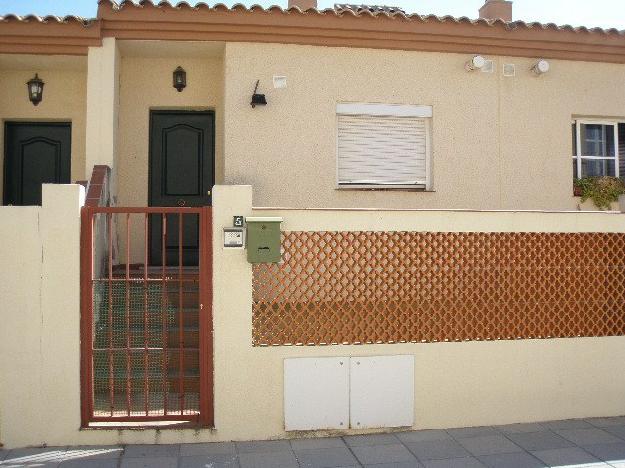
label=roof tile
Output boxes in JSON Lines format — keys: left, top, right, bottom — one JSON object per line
{"left": 0, "top": 0, "right": 623, "bottom": 37}
{"left": 0, "top": 13, "right": 94, "bottom": 26}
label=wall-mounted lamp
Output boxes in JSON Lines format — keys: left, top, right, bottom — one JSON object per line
{"left": 465, "top": 55, "right": 486, "bottom": 72}
{"left": 532, "top": 59, "right": 550, "bottom": 75}
{"left": 27, "top": 73, "right": 44, "bottom": 106}
{"left": 173, "top": 66, "right": 186, "bottom": 92}
{"left": 250, "top": 80, "right": 267, "bottom": 108}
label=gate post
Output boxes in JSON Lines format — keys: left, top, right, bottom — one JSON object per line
{"left": 80, "top": 206, "right": 94, "bottom": 428}
{"left": 199, "top": 206, "right": 214, "bottom": 427}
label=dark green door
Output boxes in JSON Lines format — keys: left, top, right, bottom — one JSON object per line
{"left": 149, "top": 110, "right": 214, "bottom": 266}
{"left": 4, "top": 122, "right": 71, "bottom": 206}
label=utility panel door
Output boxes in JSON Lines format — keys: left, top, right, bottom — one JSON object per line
{"left": 350, "top": 355, "right": 415, "bottom": 429}
{"left": 4, "top": 122, "right": 71, "bottom": 206}
{"left": 284, "top": 357, "right": 350, "bottom": 431}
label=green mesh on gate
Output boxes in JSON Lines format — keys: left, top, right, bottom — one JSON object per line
{"left": 92, "top": 280, "right": 200, "bottom": 418}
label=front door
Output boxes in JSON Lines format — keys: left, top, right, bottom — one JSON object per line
{"left": 4, "top": 122, "right": 71, "bottom": 206}
{"left": 149, "top": 111, "right": 214, "bottom": 266}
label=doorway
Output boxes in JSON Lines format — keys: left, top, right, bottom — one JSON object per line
{"left": 4, "top": 122, "right": 71, "bottom": 206}
{"left": 148, "top": 110, "right": 215, "bottom": 266}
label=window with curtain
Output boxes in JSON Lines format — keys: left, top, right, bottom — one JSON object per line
{"left": 572, "top": 120, "right": 622, "bottom": 178}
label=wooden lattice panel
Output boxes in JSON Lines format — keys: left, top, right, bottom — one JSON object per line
{"left": 252, "top": 232, "right": 625, "bottom": 346}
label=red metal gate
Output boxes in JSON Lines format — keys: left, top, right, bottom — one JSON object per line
{"left": 80, "top": 206, "right": 212, "bottom": 426}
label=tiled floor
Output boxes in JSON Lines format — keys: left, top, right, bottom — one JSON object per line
{"left": 4, "top": 417, "right": 625, "bottom": 467}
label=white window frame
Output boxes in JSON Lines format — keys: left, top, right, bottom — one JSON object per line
{"left": 336, "top": 103, "right": 432, "bottom": 190}
{"left": 573, "top": 119, "right": 620, "bottom": 179}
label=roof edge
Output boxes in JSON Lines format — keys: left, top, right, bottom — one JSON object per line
{"left": 0, "top": 0, "right": 623, "bottom": 60}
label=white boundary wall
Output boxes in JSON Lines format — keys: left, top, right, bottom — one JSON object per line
{"left": 1, "top": 184, "right": 625, "bottom": 448}
{"left": 0, "top": 184, "right": 84, "bottom": 448}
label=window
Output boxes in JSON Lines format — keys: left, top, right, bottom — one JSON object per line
{"left": 337, "top": 103, "right": 432, "bottom": 189}
{"left": 572, "top": 120, "right": 623, "bottom": 178}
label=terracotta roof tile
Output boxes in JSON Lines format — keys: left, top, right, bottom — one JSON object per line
{"left": 101, "top": 0, "right": 624, "bottom": 36}
{"left": 335, "top": 4, "right": 406, "bottom": 15}
{"left": 0, "top": 0, "right": 623, "bottom": 37}
{"left": 0, "top": 13, "right": 95, "bottom": 26}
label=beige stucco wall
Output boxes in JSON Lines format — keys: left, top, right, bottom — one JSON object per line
{"left": 85, "top": 38, "right": 120, "bottom": 188}
{"left": 0, "top": 205, "right": 42, "bottom": 446}
{"left": 0, "top": 62, "right": 87, "bottom": 201}
{"left": 116, "top": 54, "right": 224, "bottom": 208}
{"left": 222, "top": 42, "right": 625, "bottom": 210}
{"left": 2, "top": 184, "right": 625, "bottom": 449}
{"left": 253, "top": 206, "right": 625, "bottom": 233}
{"left": 0, "top": 184, "right": 84, "bottom": 448}
{"left": 3, "top": 43, "right": 622, "bottom": 212}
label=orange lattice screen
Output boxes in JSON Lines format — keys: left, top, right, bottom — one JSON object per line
{"left": 252, "top": 231, "right": 625, "bottom": 346}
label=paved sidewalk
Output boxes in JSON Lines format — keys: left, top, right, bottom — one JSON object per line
{"left": 3, "top": 417, "right": 625, "bottom": 467}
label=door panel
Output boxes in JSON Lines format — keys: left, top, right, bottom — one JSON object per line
{"left": 165, "top": 125, "right": 202, "bottom": 196}
{"left": 149, "top": 111, "right": 214, "bottom": 266}
{"left": 4, "top": 122, "right": 71, "bottom": 206}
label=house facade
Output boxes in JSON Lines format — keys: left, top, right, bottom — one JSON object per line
{"left": 1, "top": 0, "right": 624, "bottom": 211}
{"left": 1, "top": 0, "right": 625, "bottom": 451}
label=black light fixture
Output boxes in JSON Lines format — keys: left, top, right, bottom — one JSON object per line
{"left": 27, "top": 73, "right": 44, "bottom": 106}
{"left": 173, "top": 66, "right": 186, "bottom": 92}
{"left": 250, "top": 80, "right": 267, "bottom": 108}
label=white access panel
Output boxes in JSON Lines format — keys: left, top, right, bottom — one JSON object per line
{"left": 284, "top": 357, "right": 349, "bottom": 431}
{"left": 350, "top": 355, "right": 415, "bottom": 429}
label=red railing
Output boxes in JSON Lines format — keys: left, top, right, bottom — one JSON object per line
{"left": 80, "top": 206, "right": 213, "bottom": 426}
{"left": 85, "top": 165, "right": 111, "bottom": 207}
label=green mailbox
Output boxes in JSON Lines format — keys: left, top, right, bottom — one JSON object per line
{"left": 245, "top": 217, "right": 283, "bottom": 263}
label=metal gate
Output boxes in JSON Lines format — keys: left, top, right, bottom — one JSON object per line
{"left": 80, "top": 206, "right": 212, "bottom": 426}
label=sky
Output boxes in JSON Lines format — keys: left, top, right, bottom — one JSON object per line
{"left": 0, "top": 0, "right": 624, "bottom": 30}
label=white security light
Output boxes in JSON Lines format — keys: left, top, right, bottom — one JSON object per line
{"left": 465, "top": 55, "right": 486, "bottom": 71}
{"left": 532, "top": 59, "right": 550, "bottom": 75}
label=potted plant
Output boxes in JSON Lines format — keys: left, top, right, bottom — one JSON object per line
{"left": 573, "top": 184, "right": 583, "bottom": 197}
{"left": 574, "top": 176, "right": 625, "bottom": 210}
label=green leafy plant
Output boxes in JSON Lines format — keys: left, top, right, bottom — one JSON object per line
{"left": 574, "top": 176, "right": 625, "bottom": 210}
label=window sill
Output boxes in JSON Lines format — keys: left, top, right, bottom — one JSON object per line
{"left": 336, "top": 186, "right": 435, "bottom": 193}
{"left": 82, "top": 421, "right": 214, "bottom": 430}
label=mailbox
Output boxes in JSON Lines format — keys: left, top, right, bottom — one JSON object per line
{"left": 245, "top": 217, "right": 283, "bottom": 263}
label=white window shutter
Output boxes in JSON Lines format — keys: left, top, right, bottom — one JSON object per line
{"left": 337, "top": 114, "right": 429, "bottom": 187}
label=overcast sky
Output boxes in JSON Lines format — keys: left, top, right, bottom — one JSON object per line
{"left": 0, "top": 0, "right": 624, "bottom": 29}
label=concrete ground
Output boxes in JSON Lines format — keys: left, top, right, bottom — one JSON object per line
{"left": 3, "top": 417, "right": 625, "bottom": 467}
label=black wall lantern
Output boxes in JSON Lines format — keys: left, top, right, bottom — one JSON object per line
{"left": 250, "top": 80, "right": 267, "bottom": 108}
{"left": 173, "top": 66, "right": 186, "bottom": 92}
{"left": 27, "top": 73, "right": 44, "bottom": 106}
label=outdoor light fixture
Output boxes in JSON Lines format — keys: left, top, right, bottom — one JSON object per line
{"left": 465, "top": 55, "right": 486, "bottom": 71}
{"left": 173, "top": 66, "right": 186, "bottom": 92}
{"left": 532, "top": 59, "right": 550, "bottom": 75}
{"left": 27, "top": 73, "right": 44, "bottom": 106}
{"left": 250, "top": 80, "right": 267, "bottom": 108}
